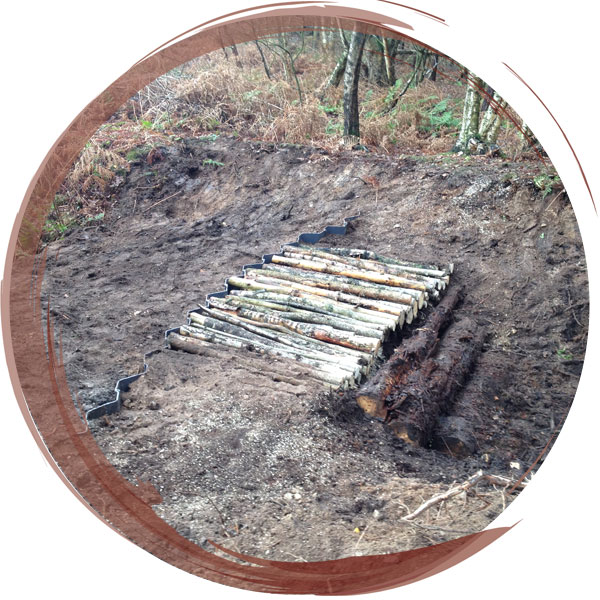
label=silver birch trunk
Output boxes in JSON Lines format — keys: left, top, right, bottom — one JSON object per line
{"left": 454, "top": 70, "right": 484, "bottom": 153}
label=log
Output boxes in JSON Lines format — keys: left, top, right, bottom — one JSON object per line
{"left": 189, "top": 309, "right": 366, "bottom": 374}
{"left": 356, "top": 285, "right": 463, "bottom": 418}
{"left": 430, "top": 416, "right": 476, "bottom": 458}
{"left": 229, "top": 277, "right": 399, "bottom": 331}
{"left": 252, "top": 264, "right": 426, "bottom": 308}
{"left": 179, "top": 324, "right": 354, "bottom": 387}
{"left": 166, "top": 332, "right": 336, "bottom": 389}
{"left": 282, "top": 245, "right": 448, "bottom": 290}
{"left": 270, "top": 254, "right": 429, "bottom": 293}
{"left": 385, "top": 318, "right": 485, "bottom": 446}
{"left": 312, "top": 245, "right": 454, "bottom": 276}
{"left": 196, "top": 302, "right": 381, "bottom": 353}
{"left": 244, "top": 271, "right": 415, "bottom": 321}
{"left": 216, "top": 295, "right": 384, "bottom": 339}
{"left": 196, "top": 304, "right": 374, "bottom": 367}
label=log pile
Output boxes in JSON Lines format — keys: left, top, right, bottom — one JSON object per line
{"left": 167, "top": 244, "right": 453, "bottom": 390}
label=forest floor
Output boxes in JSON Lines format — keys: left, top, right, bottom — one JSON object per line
{"left": 41, "top": 136, "right": 588, "bottom": 562}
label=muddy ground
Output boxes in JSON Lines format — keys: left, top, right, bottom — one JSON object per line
{"left": 41, "top": 136, "right": 588, "bottom": 562}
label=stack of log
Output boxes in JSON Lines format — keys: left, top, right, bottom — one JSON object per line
{"left": 167, "top": 245, "right": 453, "bottom": 390}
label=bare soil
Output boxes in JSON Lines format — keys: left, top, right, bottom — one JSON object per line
{"left": 41, "top": 136, "right": 588, "bottom": 562}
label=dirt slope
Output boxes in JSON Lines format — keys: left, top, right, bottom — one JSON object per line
{"left": 41, "top": 136, "right": 587, "bottom": 561}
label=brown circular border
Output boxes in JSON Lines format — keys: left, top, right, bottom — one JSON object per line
{"left": 1, "top": 4, "right": 519, "bottom": 595}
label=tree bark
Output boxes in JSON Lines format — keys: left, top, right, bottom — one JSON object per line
{"left": 282, "top": 245, "right": 448, "bottom": 291}
{"left": 313, "top": 246, "right": 453, "bottom": 275}
{"left": 342, "top": 31, "right": 367, "bottom": 140}
{"left": 198, "top": 303, "right": 372, "bottom": 366}
{"left": 479, "top": 91, "right": 507, "bottom": 145}
{"left": 270, "top": 254, "right": 429, "bottom": 293}
{"left": 453, "top": 70, "right": 484, "bottom": 153}
{"left": 428, "top": 53, "right": 439, "bottom": 81}
{"left": 244, "top": 271, "right": 414, "bottom": 321}
{"left": 356, "top": 285, "right": 462, "bottom": 418}
{"left": 228, "top": 285, "right": 398, "bottom": 331}
{"left": 179, "top": 322, "right": 356, "bottom": 386}
{"left": 364, "top": 36, "right": 388, "bottom": 86}
{"left": 246, "top": 264, "right": 425, "bottom": 308}
{"left": 382, "top": 37, "right": 396, "bottom": 85}
{"left": 318, "top": 50, "right": 348, "bottom": 100}
{"left": 254, "top": 40, "right": 272, "bottom": 80}
{"left": 198, "top": 300, "right": 381, "bottom": 353}
{"left": 386, "top": 318, "right": 484, "bottom": 446}
{"left": 216, "top": 295, "right": 384, "bottom": 339}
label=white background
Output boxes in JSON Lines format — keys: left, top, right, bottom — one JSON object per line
{"left": 1, "top": 1, "right": 597, "bottom": 598}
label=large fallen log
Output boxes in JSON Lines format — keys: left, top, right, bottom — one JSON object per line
{"left": 356, "top": 285, "right": 463, "bottom": 418}
{"left": 385, "top": 318, "right": 485, "bottom": 446}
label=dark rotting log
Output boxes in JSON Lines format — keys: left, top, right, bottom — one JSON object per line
{"left": 386, "top": 318, "right": 485, "bottom": 446}
{"left": 431, "top": 416, "right": 477, "bottom": 458}
{"left": 356, "top": 285, "right": 463, "bottom": 418}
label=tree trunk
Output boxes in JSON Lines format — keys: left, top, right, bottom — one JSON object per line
{"left": 343, "top": 31, "right": 367, "bottom": 140}
{"left": 254, "top": 40, "right": 272, "bottom": 80}
{"left": 230, "top": 44, "right": 242, "bottom": 69}
{"left": 428, "top": 53, "right": 439, "bottom": 81}
{"left": 479, "top": 91, "right": 507, "bottom": 144}
{"left": 318, "top": 49, "right": 348, "bottom": 100}
{"left": 386, "top": 318, "right": 484, "bottom": 446}
{"left": 356, "top": 286, "right": 462, "bottom": 418}
{"left": 364, "top": 36, "right": 388, "bottom": 86}
{"left": 453, "top": 70, "right": 484, "bottom": 153}
{"left": 382, "top": 37, "right": 396, "bottom": 85}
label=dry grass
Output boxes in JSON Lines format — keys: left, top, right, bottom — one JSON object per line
{"left": 46, "top": 35, "right": 537, "bottom": 242}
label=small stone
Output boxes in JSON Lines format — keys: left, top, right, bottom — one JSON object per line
{"left": 293, "top": 492, "right": 301, "bottom": 500}
{"left": 148, "top": 401, "right": 160, "bottom": 411}
{"left": 284, "top": 492, "right": 293, "bottom": 501}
